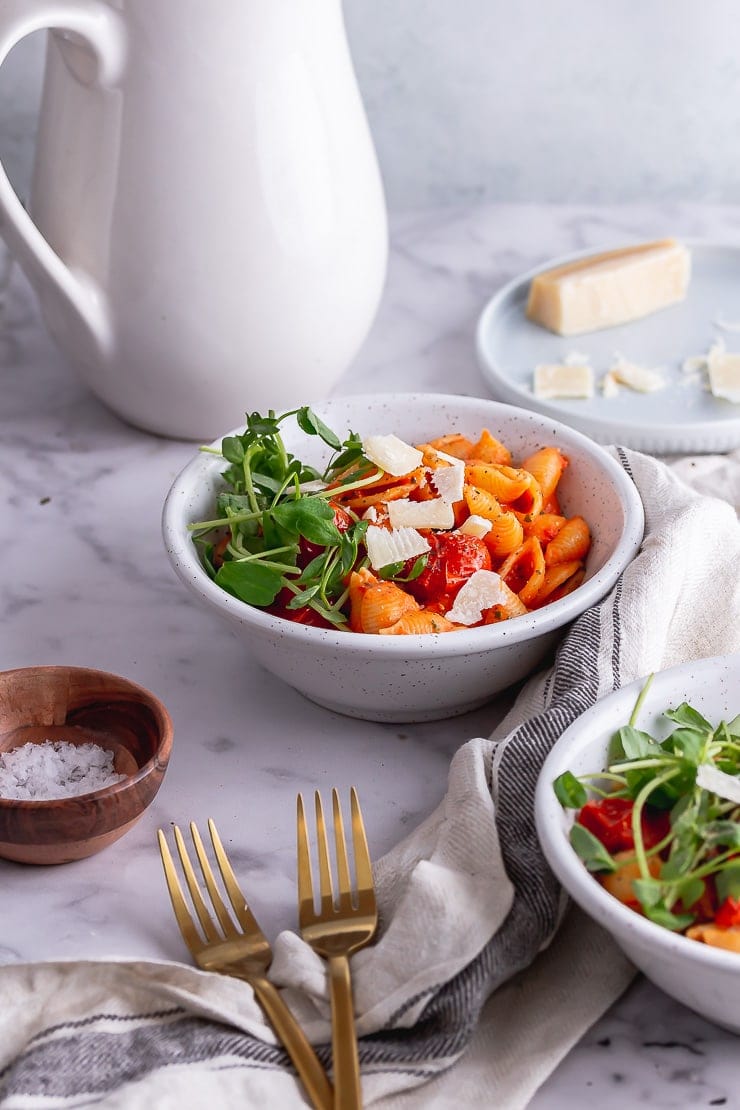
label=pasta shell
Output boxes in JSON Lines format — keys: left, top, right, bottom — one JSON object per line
{"left": 523, "top": 513, "right": 566, "bottom": 543}
{"left": 510, "top": 472, "right": 543, "bottom": 520}
{"left": 544, "top": 516, "right": 591, "bottom": 566}
{"left": 686, "top": 924, "right": 740, "bottom": 952}
{"left": 530, "top": 560, "right": 583, "bottom": 607}
{"left": 463, "top": 483, "right": 503, "bottom": 523}
{"left": 379, "top": 609, "right": 460, "bottom": 635}
{"left": 484, "top": 510, "right": 524, "bottom": 558}
{"left": 521, "top": 447, "right": 569, "bottom": 503}
{"left": 348, "top": 568, "right": 379, "bottom": 632}
{"left": 424, "top": 434, "right": 475, "bottom": 460}
{"left": 468, "top": 428, "right": 512, "bottom": 466}
{"left": 600, "top": 852, "right": 661, "bottom": 906}
{"left": 465, "top": 463, "right": 531, "bottom": 502}
{"left": 360, "top": 581, "right": 420, "bottom": 634}
{"left": 498, "top": 537, "right": 546, "bottom": 606}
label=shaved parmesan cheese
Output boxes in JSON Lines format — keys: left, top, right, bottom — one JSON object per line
{"left": 708, "top": 349, "right": 740, "bottom": 403}
{"left": 362, "top": 435, "right": 423, "bottom": 477}
{"left": 533, "top": 362, "right": 594, "bottom": 400}
{"left": 430, "top": 463, "right": 465, "bottom": 504}
{"left": 365, "top": 525, "right": 430, "bottom": 571}
{"left": 388, "top": 498, "right": 455, "bottom": 530}
{"left": 696, "top": 763, "right": 740, "bottom": 805}
{"left": 445, "top": 570, "right": 509, "bottom": 626}
{"left": 458, "top": 514, "right": 492, "bottom": 539}
{"left": 362, "top": 505, "right": 378, "bottom": 522}
{"left": 608, "top": 354, "right": 666, "bottom": 393}
{"left": 679, "top": 338, "right": 740, "bottom": 401}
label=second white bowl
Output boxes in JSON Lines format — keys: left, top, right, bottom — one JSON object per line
{"left": 535, "top": 654, "right": 740, "bottom": 1032}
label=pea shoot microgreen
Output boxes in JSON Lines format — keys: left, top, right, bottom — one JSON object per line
{"left": 553, "top": 678, "right": 740, "bottom": 932}
{"left": 189, "top": 407, "right": 382, "bottom": 627}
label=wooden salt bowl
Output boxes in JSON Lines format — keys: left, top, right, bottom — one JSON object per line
{"left": 0, "top": 666, "right": 173, "bottom": 865}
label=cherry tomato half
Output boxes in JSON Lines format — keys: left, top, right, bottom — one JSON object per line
{"left": 577, "top": 797, "right": 670, "bottom": 855}
{"left": 405, "top": 532, "right": 491, "bottom": 612}
{"left": 715, "top": 896, "right": 740, "bottom": 929}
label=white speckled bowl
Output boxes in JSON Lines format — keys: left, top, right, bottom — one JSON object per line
{"left": 535, "top": 654, "right": 740, "bottom": 1033}
{"left": 162, "top": 393, "right": 644, "bottom": 722}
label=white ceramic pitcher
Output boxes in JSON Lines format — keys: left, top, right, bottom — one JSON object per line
{"left": 0, "top": 0, "right": 388, "bottom": 438}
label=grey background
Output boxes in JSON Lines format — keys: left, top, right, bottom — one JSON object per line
{"left": 1, "top": 0, "right": 739, "bottom": 209}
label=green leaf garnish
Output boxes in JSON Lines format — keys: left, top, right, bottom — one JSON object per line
{"left": 553, "top": 770, "right": 588, "bottom": 809}
{"left": 296, "top": 406, "right": 342, "bottom": 449}
{"left": 569, "top": 823, "right": 618, "bottom": 873}
{"left": 272, "top": 497, "right": 342, "bottom": 546}
{"left": 215, "top": 560, "right": 284, "bottom": 606}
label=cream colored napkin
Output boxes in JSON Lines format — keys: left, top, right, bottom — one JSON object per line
{"left": 1, "top": 448, "right": 739, "bottom": 1110}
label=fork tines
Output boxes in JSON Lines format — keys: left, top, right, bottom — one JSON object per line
{"left": 297, "top": 787, "right": 376, "bottom": 923}
{"left": 158, "top": 819, "right": 266, "bottom": 954}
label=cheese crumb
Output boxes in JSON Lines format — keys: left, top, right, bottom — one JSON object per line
{"left": 458, "top": 515, "right": 493, "bottom": 539}
{"left": 365, "top": 525, "right": 430, "bottom": 571}
{"left": 533, "top": 362, "right": 594, "bottom": 400}
{"left": 362, "top": 435, "right": 423, "bottom": 477}
{"left": 445, "top": 570, "right": 509, "bottom": 626}
{"left": 387, "top": 498, "right": 455, "bottom": 530}
{"left": 601, "top": 371, "right": 620, "bottom": 398}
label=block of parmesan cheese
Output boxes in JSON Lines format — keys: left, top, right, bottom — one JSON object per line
{"left": 526, "top": 239, "right": 691, "bottom": 336}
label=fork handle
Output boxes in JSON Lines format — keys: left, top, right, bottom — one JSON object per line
{"left": 247, "top": 974, "right": 333, "bottom": 1110}
{"left": 328, "top": 955, "right": 362, "bottom": 1109}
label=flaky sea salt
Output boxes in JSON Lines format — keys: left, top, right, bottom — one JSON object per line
{"left": 0, "top": 740, "right": 126, "bottom": 801}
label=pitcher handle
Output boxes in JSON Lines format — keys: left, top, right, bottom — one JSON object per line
{"left": 0, "top": 0, "right": 125, "bottom": 355}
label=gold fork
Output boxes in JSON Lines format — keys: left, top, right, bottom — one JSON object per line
{"left": 158, "top": 819, "right": 333, "bottom": 1110}
{"left": 297, "top": 788, "right": 378, "bottom": 1110}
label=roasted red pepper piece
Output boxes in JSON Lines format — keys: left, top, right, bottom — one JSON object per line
{"left": 577, "top": 797, "right": 670, "bottom": 854}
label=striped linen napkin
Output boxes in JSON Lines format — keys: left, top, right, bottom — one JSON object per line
{"left": 1, "top": 447, "right": 739, "bottom": 1109}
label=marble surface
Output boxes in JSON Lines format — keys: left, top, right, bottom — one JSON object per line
{"left": 1, "top": 203, "right": 739, "bottom": 1107}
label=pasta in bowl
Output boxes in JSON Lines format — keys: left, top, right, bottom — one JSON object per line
{"left": 162, "top": 393, "right": 644, "bottom": 721}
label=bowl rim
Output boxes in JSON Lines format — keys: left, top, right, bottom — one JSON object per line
{"left": 162, "top": 392, "right": 645, "bottom": 656}
{"left": 0, "top": 665, "right": 173, "bottom": 809}
{"left": 535, "top": 652, "right": 740, "bottom": 972}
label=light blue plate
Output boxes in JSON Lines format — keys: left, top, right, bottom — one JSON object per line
{"left": 476, "top": 241, "right": 740, "bottom": 453}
